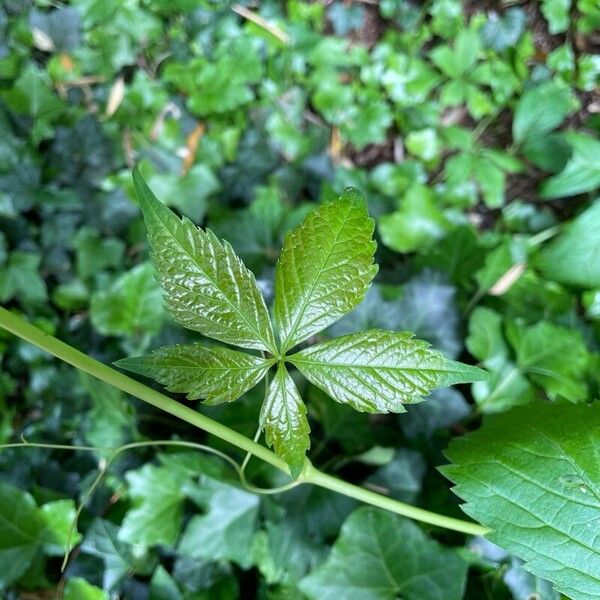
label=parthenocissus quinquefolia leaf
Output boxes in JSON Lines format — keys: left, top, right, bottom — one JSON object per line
{"left": 117, "top": 168, "right": 488, "bottom": 477}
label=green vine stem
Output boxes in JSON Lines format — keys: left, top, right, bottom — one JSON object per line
{"left": 0, "top": 306, "right": 488, "bottom": 537}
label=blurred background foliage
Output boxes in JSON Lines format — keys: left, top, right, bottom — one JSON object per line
{"left": 0, "top": 0, "right": 599, "bottom": 598}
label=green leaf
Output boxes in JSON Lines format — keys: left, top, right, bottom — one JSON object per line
{"left": 147, "top": 164, "right": 220, "bottom": 222}
{"left": 466, "top": 308, "right": 536, "bottom": 413}
{"left": 299, "top": 507, "right": 468, "bottom": 600}
{"left": 405, "top": 128, "right": 441, "bottom": 161}
{"left": 378, "top": 184, "right": 450, "bottom": 253}
{"left": 289, "top": 330, "right": 488, "bottom": 413}
{"left": 274, "top": 188, "right": 377, "bottom": 353}
{"left": 481, "top": 8, "right": 526, "bottom": 51}
{"left": 81, "top": 519, "right": 145, "bottom": 591}
{"left": 73, "top": 227, "right": 125, "bottom": 280}
{"left": 260, "top": 363, "right": 310, "bottom": 478}
{"left": 116, "top": 344, "right": 273, "bottom": 404}
{"left": 0, "top": 251, "right": 47, "bottom": 304}
{"left": 178, "top": 476, "right": 259, "bottom": 568}
{"left": 133, "top": 167, "right": 276, "bottom": 353}
{"left": 541, "top": 0, "right": 571, "bottom": 33}
{"left": 1, "top": 64, "right": 64, "bottom": 143}
{"left": 365, "top": 448, "right": 426, "bottom": 503}
{"left": 63, "top": 577, "right": 109, "bottom": 600}
{"left": 119, "top": 463, "right": 186, "bottom": 547}
{"left": 80, "top": 373, "right": 135, "bottom": 451}
{"left": 40, "top": 499, "right": 82, "bottom": 556}
{"left": 507, "top": 320, "right": 589, "bottom": 402}
{"left": 331, "top": 272, "right": 463, "bottom": 359}
{"left": 150, "top": 566, "right": 183, "bottom": 600}
{"left": 400, "top": 388, "right": 470, "bottom": 440}
{"left": 536, "top": 199, "right": 600, "bottom": 288}
{"left": 90, "top": 262, "right": 163, "bottom": 339}
{"left": 430, "top": 29, "right": 481, "bottom": 78}
{"left": 541, "top": 133, "right": 600, "bottom": 199}
{"left": 0, "top": 482, "right": 45, "bottom": 587}
{"left": 443, "top": 402, "right": 600, "bottom": 600}
{"left": 513, "top": 81, "right": 576, "bottom": 144}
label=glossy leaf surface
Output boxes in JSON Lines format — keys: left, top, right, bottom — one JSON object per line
{"left": 274, "top": 188, "right": 377, "bottom": 353}
{"left": 289, "top": 330, "right": 488, "bottom": 412}
{"left": 260, "top": 363, "right": 310, "bottom": 478}
{"left": 444, "top": 402, "right": 600, "bottom": 600}
{"left": 116, "top": 344, "right": 273, "bottom": 403}
{"left": 133, "top": 167, "right": 276, "bottom": 353}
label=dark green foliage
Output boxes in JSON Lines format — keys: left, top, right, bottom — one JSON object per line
{"left": 0, "top": 1, "right": 599, "bottom": 599}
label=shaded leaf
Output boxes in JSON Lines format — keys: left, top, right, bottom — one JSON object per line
{"left": 90, "top": 262, "right": 163, "bottom": 340}
{"left": 513, "top": 80, "right": 576, "bottom": 144}
{"left": 299, "top": 507, "right": 468, "bottom": 600}
{"left": 179, "top": 476, "right": 259, "bottom": 568}
{"left": 541, "top": 134, "right": 600, "bottom": 198}
{"left": 537, "top": 199, "right": 600, "bottom": 288}
{"left": 0, "top": 482, "right": 45, "bottom": 587}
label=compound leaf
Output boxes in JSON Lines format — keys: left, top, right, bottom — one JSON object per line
{"left": 116, "top": 344, "right": 273, "bottom": 404}
{"left": 133, "top": 167, "right": 276, "bottom": 353}
{"left": 299, "top": 507, "right": 468, "bottom": 600}
{"left": 443, "top": 402, "right": 600, "bottom": 600}
{"left": 274, "top": 188, "right": 377, "bottom": 353}
{"left": 260, "top": 363, "right": 310, "bottom": 478}
{"left": 289, "top": 330, "right": 488, "bottom": 413}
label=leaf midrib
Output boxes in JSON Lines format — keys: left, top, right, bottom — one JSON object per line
{"left": 280, "top": 200, "right": 355, "bottom": 352}
{"left": 147, "top": 199, "right": 274, "bottom": 352}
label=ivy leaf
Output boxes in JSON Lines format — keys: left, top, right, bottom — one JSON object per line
{"left": 507, "top": 320, "right": 589, "bottom": 402}
{"left": 289, "top": 330, "right": 488, "bottom": 413}
{"left": 0, "top": 251, "right": 47, "bottom": 304}
{"left": 118, "top": 463, "right": 188, "bottom": 547}
{"left": 541, "top": 0, "right": 571, "bottom": 33}
{"left": 481, "top": 8, "right": 526, "bottom": 51}
{"left": 81, "top": 519, "right": 146, "bottom": 591}
{"left": 274, "top": 188, "right": 377, "bottom": 353}
{"left": 116, "top": 344, "right": 274, "bottom": 404}
{"left": 1, "top": 64, "right": 64, "bottom": 143}
{"left": 540, "top": 133, "right": 600, "bottom": 199}
{"left": 133, "top": 167, "right": 276, "bottom": 354}
{"left": 90, "top": 262, "right": 163, "bottom": 342}
{"left": 40, "top": 499, "right": 82, "bottom": 556}
{"left": 63, "top": 578, "right": 108, "bottom": 600}
{"left": 178, "top": 476, "right": 260, "bottom": 568}
{"left": 0, "top": 482, "right": 45, "bottom": 586}
{"left": 536, "top": 200, "right": 600, "bottom": 288}
{"left": 443, "top": 402, "right": 600, "bottom": 600}
{"left": 299, "top": 507, "right": 468, "bottom": 600}
{"left": 378, "top": 184, "right": 450, "bottom": 253}
{"left": 260, "top": 363, "right": 310, "bottom": 478}
{"left": 513, "top": 80, "right": 576, "bottom": 144}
